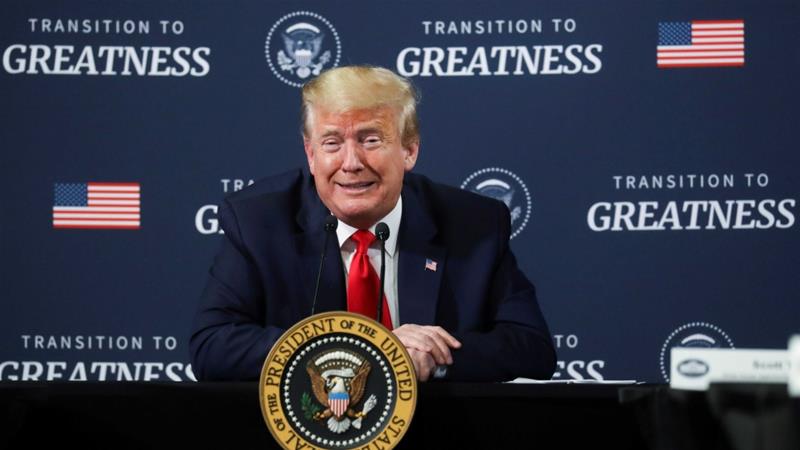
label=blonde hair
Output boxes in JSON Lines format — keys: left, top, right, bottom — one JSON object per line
{"left": 301, "top": 66, "right": 420, "bottom": 147}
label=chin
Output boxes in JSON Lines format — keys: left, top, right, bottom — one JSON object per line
{"left": 337, "top": 198, "right": 377, "bottom": 213}
{"left": 335, "top": 204, "right": 381, "bottom": 226}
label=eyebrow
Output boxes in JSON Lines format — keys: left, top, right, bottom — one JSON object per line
{"left": 356, "top": 126, "right": 384, "bottom": 136}
{"left": 355, "top": 119, "right": 386, "bottom": 133}
{"left": 318, "top": 122, "right": 386, "bottom": 139}
{"left": 320, "top": 129, "right": 342, "bottom": 139}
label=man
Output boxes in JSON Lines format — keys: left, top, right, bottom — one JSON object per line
{"left": 190, "top": 66, "right": 555, "bottom": 382}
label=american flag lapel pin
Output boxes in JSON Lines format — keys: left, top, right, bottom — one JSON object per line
{"left": 424, "top": 258, "right": 438, "bottom": 272}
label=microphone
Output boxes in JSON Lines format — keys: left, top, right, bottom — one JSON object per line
{"left": 375, "top": 222, "right": 390, "bottom": 326}
{"left": 310, "top": 215, "right": 338, "bottom": 317}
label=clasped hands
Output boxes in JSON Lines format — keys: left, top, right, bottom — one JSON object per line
{"left": 392, "top": 324, "right": 461, "bottom": 381}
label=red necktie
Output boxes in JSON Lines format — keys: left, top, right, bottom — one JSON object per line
{"left": 347, "top": 230, "right": 393, "bottom": 329}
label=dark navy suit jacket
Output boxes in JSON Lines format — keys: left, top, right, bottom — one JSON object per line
{"left": 189, "top": 169, "right": 555, "bottom": 381}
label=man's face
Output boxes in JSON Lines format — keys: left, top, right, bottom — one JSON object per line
{"left": 304, "top": 105, "right": 418, "bottom": 229}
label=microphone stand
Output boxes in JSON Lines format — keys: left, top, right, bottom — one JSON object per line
{"left": 310, "top": 215, "right": 338, "bottom": 316}
{"left": 375, "top": 223, "right": 389, "bottom": 326}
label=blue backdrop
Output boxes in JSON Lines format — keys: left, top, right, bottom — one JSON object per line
{"left": 2, "top": 0, "right": 798, "bottom": 382}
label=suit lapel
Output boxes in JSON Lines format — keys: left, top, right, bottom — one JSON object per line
{"left": 397, "top": 184, "right": 446, "bottom": 326}
{"left": 295, "top": 175, "right": 346, "bottom": 317}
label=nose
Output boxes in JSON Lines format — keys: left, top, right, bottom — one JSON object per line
{"left": 340, "top": 140, "right": 365, "bottom": 172}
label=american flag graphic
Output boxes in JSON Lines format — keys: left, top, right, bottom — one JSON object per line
{"left": 53, "top": 182, "right": 141, "bottom": 229}
{"left": 657, "top": 20, "right": 745, "bottom": 68}
{"left": 328, "top": 391, "right": 349, "bottom": 417}
{"left": 425, "top": 258, "right": 438, "bottom": 272}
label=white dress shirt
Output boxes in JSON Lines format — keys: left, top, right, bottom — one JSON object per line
{"left": 336, "top": 196, "right": 402, "bottom": 329}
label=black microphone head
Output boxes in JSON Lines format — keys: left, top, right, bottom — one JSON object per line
{"left": 324, "top": 215, "right": 338, "bottom": 232}
{"left": 375, "top": 222, "right": 390, "bottom": 241}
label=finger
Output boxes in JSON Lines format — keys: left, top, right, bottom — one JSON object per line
{"left": 409, "top": 349, "right": 435, "bottom": 382}
{"left": 394, "top": 331, "right": 432, "bottom": 352}
{"left": 427, "top": 326, "right": 462, "bottom": 348}
{"left": 412, "top": 349, "right": 433, "bottom": 380}
{"left": 418, "top": 329, "right": 453, "bottom": 364}
{"left": 394, "top": 326, "right": 452, "bottom": 365}
{"left": 407, "top": 349, "right": 421, "bottom": 379}
{"left": 395, "top": 324, "right": 461, "bottom": 349}
{"left": 394, "top": 329, "right": 436, "bottom": 352}
{"left": 395, "top": 330, "right": 448, "bottom": 365}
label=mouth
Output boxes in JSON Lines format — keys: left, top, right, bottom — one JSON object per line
{"left": 335, "top": 181, "right": 376, "bottom": 193}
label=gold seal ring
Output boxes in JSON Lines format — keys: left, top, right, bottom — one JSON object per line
{"left": 259, "top": 312, "right": 417, "bottom": 450}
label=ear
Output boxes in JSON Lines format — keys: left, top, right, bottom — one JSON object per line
{"left": 402, "top": 140, "right": 419, "bottom": 172}
{"left": 303, "top": 137, "right": 315, "bottom": 175}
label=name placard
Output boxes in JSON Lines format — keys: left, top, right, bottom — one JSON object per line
{"left": 670, "top": 348, "right": 790, "bottom": 391}
{"left": 789, "top": 336, "right": 800, "bottom": 397}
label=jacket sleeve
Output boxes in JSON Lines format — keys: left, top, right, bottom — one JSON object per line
{"left": 189, "top": 199, "right": 284, "bottom": 381}
{"left": 446, "top": 202, "right": 556, "bottom": 382}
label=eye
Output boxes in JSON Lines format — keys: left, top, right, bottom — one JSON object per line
{"left": 321, "top": 139, "right": 341, "bottom": 152}
{"left": 362, "top": 135, "right": 382, "bottom": 149}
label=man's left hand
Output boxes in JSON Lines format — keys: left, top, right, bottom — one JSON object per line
{"left": 393, "top": 324, "right": 461, "bottom": 380}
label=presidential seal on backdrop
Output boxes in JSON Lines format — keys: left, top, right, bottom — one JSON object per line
{"left": 264, "top": 11, "right": 342, "bottom": 88}
{"left": 260, "top": 312, "right": 416, "bottom": 450}
{"left": 659, "top": 321, "right": 735, "bottom": 382}
{"left": 461, "top": 167, "right": 532, "bottom": 239}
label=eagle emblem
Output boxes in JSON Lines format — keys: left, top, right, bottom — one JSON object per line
{"left": 475, "top": 179, "right": 523, "bottom": 223}
{"left": 305, "top": 349, "right": 378, "bottom": 434}
{"left": 461, "top": 168, "right": 532, "bottom": 239}
{"left": 277, "top": 22, "right": 331, "bottom": 79}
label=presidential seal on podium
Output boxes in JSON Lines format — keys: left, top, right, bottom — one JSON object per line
{"left": 259, "top": 312, "right": 417, "bottom": 450}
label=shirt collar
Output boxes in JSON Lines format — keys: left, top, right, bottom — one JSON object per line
{"left": 336, "top": 195, "right": 402, "bottom": 257}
